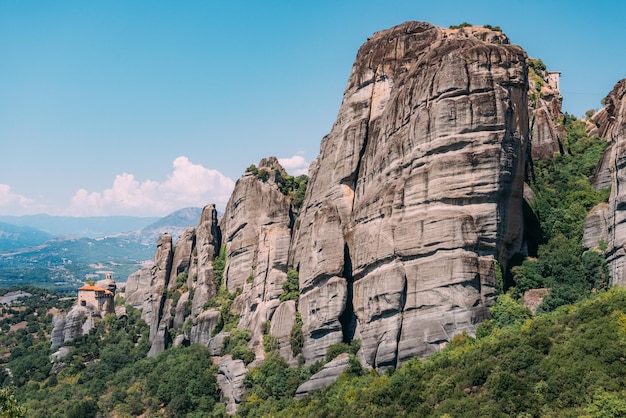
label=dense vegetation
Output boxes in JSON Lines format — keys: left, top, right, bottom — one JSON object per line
{"left": 0, "top": 291, "right": 223, "bottom": 417}
{"left": 251, "top": 287, "right": 626, "bottom": 417}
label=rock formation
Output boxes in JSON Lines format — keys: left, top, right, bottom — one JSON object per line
{"left": 119, "top": 21, "right": 550, "bottom": 410}
{"left": 290, "top": 21, "right": 529, "bottom": 369}
{"left": 190, "top": 205, "right": 221, "bottom": 317}
{"left": 123, "top": 205, "right": 221, "bottom": 356}
{"left": 295, "top": 353, "right": 351, "bottom": 399}
{"left": 583, "top": 79, "right": 626, "bottom": 284}
{"left": 221, "top": 157, "right": 293, "bottom": 360}
{"left": 528, "top": 62, "right": 564, "bottom": 159}
{"left": 49, "top": 305, "right": 93, "bottom": 351}
{"left": 216, "top": 357, "right": 247, "bottom": 415}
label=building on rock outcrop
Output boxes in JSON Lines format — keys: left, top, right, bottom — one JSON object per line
{"left": 77, "top": 274, "right": 116, "bottom": 318}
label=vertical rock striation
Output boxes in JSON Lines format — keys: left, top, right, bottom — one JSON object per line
{"left": 583, "top": 79, "right": 626, "bottom": 284}
{"left": 291, "top": 22, "right": 528, "bottom": 368}
{"left": 528, "top": 64, "right": 564, "bottom": 159}
{"left": 221, "top": 157, "right": 293, "bottom": 360}
{"left": 191, "top": 205, "right": 221, "bottom": 316}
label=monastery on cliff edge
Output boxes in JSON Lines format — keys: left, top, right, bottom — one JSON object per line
{"left": 77, "top": 273, "right": 116, "bottom": 317}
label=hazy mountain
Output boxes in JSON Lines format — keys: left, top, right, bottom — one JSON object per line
{"left": 116, "top": 207, "right": 204, "bottom": 244}
{"left": 0, "top": 207, "right": 203, "bottom": 291}
{"left": 0, "top": 214, "right": 161, "bottom": 238}
{"left": 0, "top": 222, "right": 54, "bottom": 251}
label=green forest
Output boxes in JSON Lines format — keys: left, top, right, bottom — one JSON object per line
{"left": 0, "top": 113, "right": 622, "bottom": 417}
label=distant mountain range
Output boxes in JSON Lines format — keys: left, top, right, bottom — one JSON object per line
{"left": 0, "top": 208, "right": 202, "bottom": 291}
{"left": 0, "top": 214, "right": 162, "bottom": 238}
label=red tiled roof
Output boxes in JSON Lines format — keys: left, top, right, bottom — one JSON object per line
{"left": 78, "top": 285, "right": 113, "bottom": 295}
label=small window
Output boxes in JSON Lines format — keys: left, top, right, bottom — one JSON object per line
{"left": 80, "top": 300, "right": 86, "bottom": 306}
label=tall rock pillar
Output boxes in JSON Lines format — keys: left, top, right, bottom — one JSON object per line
{"left": 291, "top": 22, "right": 528, "bottom": 368}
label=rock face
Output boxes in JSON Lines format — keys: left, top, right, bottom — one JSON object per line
{"left": 528, "top": 64, "right": 564, "bottom": 159}
{"left": 295, "top": 353, "right": 351, "bottom": 399}
{"left": 191, "top": 205, "right": 221, "bottom": 317}
{"left": 216, "top": 357, "right": 247, "bottom": 415}
{"left": 269, "top": 300, "right": 297, "bottom": 363}
{"left": 124, "top": 205, "right": 221, "bottom": 356}
{"left": 190, "top": 309, "right": 220, "bottom": 346}
{"left": 221, "top": 157, "right": 293, "bottom": 360}
{"left": 49, "top": 305, "right": 92, "bottom": 348}
{"left": 290, "top": 21, "right": 528, "bottom": 368}
{"left": 584, "top": 79, "right": 626, "bottom": 284}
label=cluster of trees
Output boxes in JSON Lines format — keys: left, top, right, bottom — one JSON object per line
{"left": 0, "top": 294, "right": 224, "bottom": 417}
{"left": 238, "top": 287, "right": 626, "bottom": 417}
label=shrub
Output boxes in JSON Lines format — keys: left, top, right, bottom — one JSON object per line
{"left": 290, "top": 313, "right": 304, "bottom": 356}
{"left": 279, "top": 270, "right": 300, "bottom": 305}
{"left": 325, "top": 339, "right": 361, "bottom": 362}
{"left": 263, "top": 334, "right": 279, "bottom": 353}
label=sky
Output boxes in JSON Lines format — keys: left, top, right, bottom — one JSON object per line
{"left": 1, "top": 0, "right": 624, "bottom": 217}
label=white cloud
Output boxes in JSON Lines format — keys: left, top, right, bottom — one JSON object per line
{"left": 0, "top": 184, "right": 38, "bottom": 214}
{"left": 66, "top": 156, "right": 235, "bottom": 217}
{"left": 278, "top": 155, "right": 310, "bottom": 176}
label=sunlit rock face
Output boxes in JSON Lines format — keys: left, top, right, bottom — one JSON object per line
{"left": 290, "top": 21, "right": 529, "bottom": 369}
{"left": 220, "top": 157, "right": 293, "bottom": 361}
{"left": 584, "top": 79, "right": 626, "bottom": 285}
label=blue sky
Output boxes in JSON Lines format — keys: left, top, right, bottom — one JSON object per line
{"left": 1, "top": 0, "right": 624, "bottom": 217}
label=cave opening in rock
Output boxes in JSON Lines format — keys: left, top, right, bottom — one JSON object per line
{"left": 339, "top": 244, "right": 357, "bottom": 343}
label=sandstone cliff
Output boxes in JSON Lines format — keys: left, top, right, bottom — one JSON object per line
{"left": 290, "top": 21, "right": 529, "bottom": 369}
{"left": 221, "top": 157, "right": 294, "bottom": 361}
{"left": 582, "top": 79, "right": 626, "bottom": 284}
{"left": 527, "top": 60, "right": 564, "bottom": 159}
{"left": 123, "top": 205, "right": 221, "bottom": 356}
{"left": 119, "top": 21, "right": 546, "bottom": 409}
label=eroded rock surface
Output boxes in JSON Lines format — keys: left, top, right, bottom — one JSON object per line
{"left": 295, "top": 353, "right": 350, "bottom": 399}
{"left": 221, "top": 157, "right": 293, "bottom": 360}
{"left": 191, "top": 205, "right": 221, "bottom": 316}
{"left": 190, "top": 309, "right": 220, "bottom": 346}
{"left": 528, "top": 64, "right": 564, "bottom": 159}
{"left": 216, "top": 357, "right": 247, "bottom": 415}
{"left": 584, "top": 79, "right": 626, "bottom": 284}
{"left": 291, "top": 21, "right": 528, "bottom": 368}
{"left": 269, "top": 300, "right": 297, "bottom": 363}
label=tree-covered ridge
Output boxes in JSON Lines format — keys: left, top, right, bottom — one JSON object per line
{"left": 245, "top": 287, "right": 626, "bottom": 418}
{"left": 0, "top": 290, "right": 223, "bottom": 417}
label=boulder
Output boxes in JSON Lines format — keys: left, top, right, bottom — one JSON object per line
{"left": 216, "top": 357, "right": 247, "bottom": 415}
{"left": 295, "top": 353, "right": 350, "bottom": 399}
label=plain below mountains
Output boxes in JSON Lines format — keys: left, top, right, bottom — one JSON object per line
{"left": 0, "top": 207, "right": 202, "bottom": 291}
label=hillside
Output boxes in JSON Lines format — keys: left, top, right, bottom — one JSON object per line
{"left": 0, "top": 208, "right": 202, "bottom": 291}
{"left": 0, "top": 214, "right": 161, "bottom": 238}
{"left": 0, "top": 222, "right": 53, "bottom": 251}
{"left": 3, "top": 286, "right": 626, "bottom": 417}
